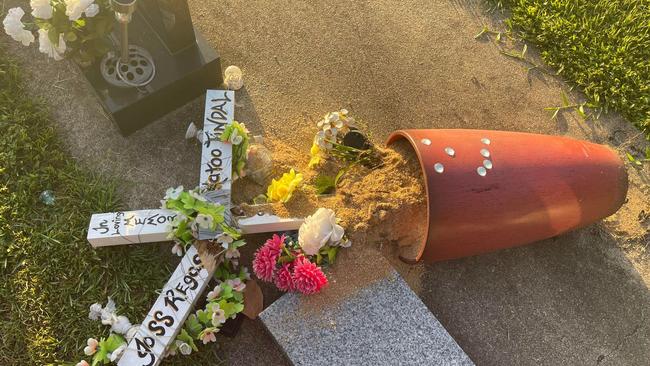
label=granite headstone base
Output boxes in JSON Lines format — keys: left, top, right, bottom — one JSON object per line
{"left": 260, "top": 248, "right": 474, "bottom": 366}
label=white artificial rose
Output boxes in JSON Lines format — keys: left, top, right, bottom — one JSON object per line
{"left": 224, "top": 65, "right": 243, "bottom": 90}
{"left": 298, "top": 208, "right": 344, "bottom": 255}
{"left": 30, "top": 0, "right": 53, "bottom": 19}
{"left": 64, "top": 0, "right": 93, "bottom": 20}
{"left": 38, "top": 28, "right": 66, "bottom": 60}
{"left": 84, "top": 3, "right": 99, "bottom": 17}
{"left": 3, "top": 8, "right": 35, "bottom": 46}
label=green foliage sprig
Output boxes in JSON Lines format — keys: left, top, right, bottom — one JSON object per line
{"left": 219, "top": 121, "right": 250, "bottom": 179}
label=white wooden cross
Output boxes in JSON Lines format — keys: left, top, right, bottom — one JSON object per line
{"left": 86, "top": 90, "right": 302, "bottom": 366}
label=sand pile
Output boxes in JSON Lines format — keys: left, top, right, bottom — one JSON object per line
{"left": 232, "top": 138, "right": 428, "bottom": 261}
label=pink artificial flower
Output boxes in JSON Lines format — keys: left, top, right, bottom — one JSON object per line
{"left": 201, "top": 329, "right": 218, "bottom": 344}
{"left": 252, "top": 234, "right": 285, "bottom": 281}
{"left": 273, "top": 263, "right": 295, "bottom": 292}
{"left": 76, "top": 361, "right": 90, "bottom": 366}
{"left": 266, "top": 234, "right": 285, "bottom": 255}
{"left": 292, "top": 256, "right": 327, "bottom": 295}
{"left": 226, "top": 278, "right": 246, "bottom": 292}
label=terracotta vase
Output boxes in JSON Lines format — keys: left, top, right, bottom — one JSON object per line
{"left": 386, "top": 129, "right": 628, "bottom": 263}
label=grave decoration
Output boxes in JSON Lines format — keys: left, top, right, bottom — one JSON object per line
{"left": 3, "top": 0, "right": 223, "bottom": 135}
{"left": 263, "top": 110, "right": 629, "bottom": 265}
{"left": 265, "top": 169, "right": 304, "bottom": 203}
{"left": 83, "top": 90, "right": 300, "bottom": 365}
{"left": 75, "top": 298, "right": 133, "bottom": 365}
{"left": 308, "top": 109, "right": 383, "bottom": 195}
{"left": 253, "top": 208, "right": 351, "bottom": 294}
{"left": 219, "top": 121, "right": 250, "bottom": 180}
{"left": 3, "top": 0, "right": 114, "bottom": 63}
{"left": 386, "top": 129, "right": 629, "bottom": 262}
{"left": 82, "top": 90, "right": 628, "bottom": 363}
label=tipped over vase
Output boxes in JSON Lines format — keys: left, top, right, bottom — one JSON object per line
{"left": 387, "top": 129, "right": 628, "bottom": 263}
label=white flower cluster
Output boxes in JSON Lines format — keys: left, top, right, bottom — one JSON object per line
{"left": 88, "top": 297, "right": 133, "bottom": 335}
{"left": 3, "top": 0, "right": 101, "bottom": 60}
{"left": 3, "top": 8, "right": 34, "bottom": 46}
{"left": 64, "top": 0, "right": 98, "bottom": 21}
{"left": 83, "top": 298, "right": 133, "bottom": 364}
{"left": 314, "top": 109, "right": 356, "bottom": 151}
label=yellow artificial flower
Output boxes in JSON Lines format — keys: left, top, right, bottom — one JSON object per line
{"left": 308, "top": 142, "right": 324, "bottom": 168}
{"left": 267, "top": 169, "right": 304, "bottom": 203}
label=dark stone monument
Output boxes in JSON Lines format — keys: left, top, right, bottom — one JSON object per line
{"left": 82, "top": 0, "right": 221, "bottom": 135}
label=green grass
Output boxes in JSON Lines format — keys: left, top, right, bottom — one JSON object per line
{"left": 488, "top": 0, "right": 650, "bottom": 137}
{"left": 0, "top": 52, "right": 223, "bottom": 365}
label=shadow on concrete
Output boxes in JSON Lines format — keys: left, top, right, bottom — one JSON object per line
{"left": 387, "top": 223, "right": 650, "bottom": 365}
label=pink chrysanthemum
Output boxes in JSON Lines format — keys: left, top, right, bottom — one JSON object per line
{"left": 292, "top": 256, "right": 328, "bottom": 294}
{"left": 273, "top": 263, "right": 295, "bottom": 292}
{"left": 252, "top": 234, "right": 285, "bottom": 282}
{"left": 266, "top": 234, "right": 285, "bottom": 255}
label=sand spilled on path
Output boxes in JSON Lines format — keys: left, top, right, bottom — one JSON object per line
{"left": 232, "top": 137, "right": 428, "bottom": 262}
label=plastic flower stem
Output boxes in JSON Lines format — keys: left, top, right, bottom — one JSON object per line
{"left": 282, "top": 246, "right": 295, "bottom": 260}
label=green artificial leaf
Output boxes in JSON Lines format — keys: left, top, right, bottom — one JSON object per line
{"left": 92, "top": 351, "right": 108, "bottom": 366}
{"left": 64, "top": 32, "right": 77, "bottom": 41}
{"left": 176, "top": 329, "right": 198, "bottom": 351}
{"left": 219, "top": 299, "right": 243, "bottom": 318}
{"left": 278, "top": 255, "right": 294, "bottom": 263}
{"left": 316, "top": 252, "right": 323, "bottom": 265}
{"left": 220, "top": 284, "right": 234, "bottom": 300}
{"left": 577, "top": 104, "right": 587, "bottom": 118}
{"left": 185, "top": 314, "right": 203, "bottom": 338}
{"left": 239, "top": 267, "right": 249, "bottom": 280}
{"left": 92, "top": 337, "right": 111, "bottom": 366}
{"left": 232, "top": 291, "right": 244, "bottom": 302}
{"left": 48, "top": 28, "right": 59, "bottom": 46}
{"left": 315, "top": 174, "right": 336, "bottom": 195}
{"left": 327, "top": 246, "right": 339, "bottom": 264}
{"left": 232, "top": 239, "right": 246, "bottom": 249}
{"left": 334, "top": 169, "right": 347, "bottom": 186}
{"left": 645, "top": 146, "right": 650, "bottom": 159}
{"left": 103, "top": 334, "right": 126, "bottom": 352}
{"left": 221, "top": 224, "right": 241, "bottom": 240}
{"left": 196, "top": 309, "right": 211, "bottom": 325}
{"left": 521, "top": 44, "right": 528, "bottom": 58}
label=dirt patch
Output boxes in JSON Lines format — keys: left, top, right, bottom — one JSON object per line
{"left": 232, "top": 136, "right": 428, "bottom": 262}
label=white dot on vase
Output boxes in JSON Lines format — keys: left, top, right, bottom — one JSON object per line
{"left": 444, "top": 147, "right": 455, "bottom": 157}
{"left": 480, "top": 148, "right": 490, "bottom": 158}
{"left": 483, "top": 159, "right": 493, "bottom": 169}
{"left": 481, "top": 138, "right": 491, "bottom": 145}
{"left": 434, "top": 163, "right": 444, "bottom": 173}
{"left": 421, "top": 138, "right": 432, "bottom": 146}
{"left": 477, "top": 167, "right": 487, "bottom": 176}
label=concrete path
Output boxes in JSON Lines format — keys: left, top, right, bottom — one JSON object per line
{"left": 2, "top": 0, "right": 649, "bottom": 364}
